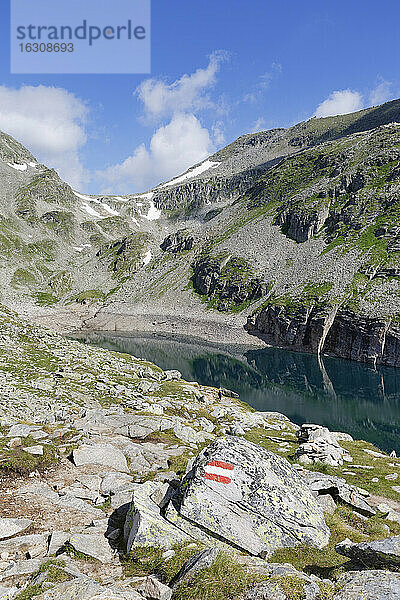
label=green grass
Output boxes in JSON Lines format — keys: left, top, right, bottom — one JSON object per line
{"left": 267, "top": 576, "right": 307, "bottom": 600}
{"left": 0, "top": 435, "right": 58, "bottom": 475}
{"left": 64, "top": 541, "right": 99, "bottom": 562}
{"left": 14, "top": 585, "right": 43, "bottom": 600}
{"left": 244, "top": 427, "right": 298, "bottom": 460}
{"left": 68, "top": 289, "right": 106, "bottom": 305}
{"left": 124, "top": 545, "right": 267, "bottom": 600}
{"left": 269, "top": 503, "right": 398, "bottom": 580}
{"left": 43, "top": 566, "right": 71, "bottom": 584}
{"left": 168, "top": 451, "right": 191, "bottom": 476}
{"left": 173, "top": 553, "right": 265, "bottom": 600}
{"left": 306, "top": 439, "right": 400, "bottom": 502}
{"left": 31, "top": 291, "right": 59, "bottom": 306}
{"left": 123, "top": 543, "right": 204, "bottom": 582}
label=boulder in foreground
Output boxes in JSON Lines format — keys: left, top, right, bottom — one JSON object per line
{"left": 171, "top": 435, "right": 330, "bottom": 557}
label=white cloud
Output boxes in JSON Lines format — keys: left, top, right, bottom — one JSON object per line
{"left": 0, "top": 85, "right": 88, "bottom": 188}
{"left": 370, "top": 79, "right": 393, "bottom": 106}
{"left": 314, "top": 89, "right": 364, "bottom": 118}
{"left": 243, "top": 62, "right": 282, "bottom": 103}
{"left": 96, "top": 113, "right": 214, "bottom": 194}
{"left": 136, "top": 52, "right": 227, "bottom": 121}
{"left": 96, "top": 54, "right": 230, "bottom": 193}
{"left": 212, "top": 121, "right": 225, "bottom": 146}
{"left": 251, "top": 117, "right": 267, "bottom": 132}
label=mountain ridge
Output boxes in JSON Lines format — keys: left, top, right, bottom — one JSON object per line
{"left": 2, "top": 99, "right": 400, "bottom": 365}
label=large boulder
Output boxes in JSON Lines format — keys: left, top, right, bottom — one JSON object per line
{"left": 170, "top": 436, "right": 330, "bottom": 557}
{"left": 35, "top": 577, "right": 144, "bottom": 599}
{"left": 68, "top": 533, "right": 114, "bottom": 564}
{"left": 124, "top": 482, "right": 191, "bottom": 552}
{"left": 72, "top": 443, "right": 129, "bottom": 473}
{"left": 0, "top": 533, "right": 49, "bottom": 560}
{"left": 333, "top": 570, "right": 400, "bottom": 600}
{"left": 295, "top": 424, "right": 352, "bottom": 467}
{"left": 160, "top": 231, "right": 194, "bottom": 253}
{"left": 301, "top": 471, "right": 375, "bottom": 516}
{"left": 136, "top": 576, "right": 172, "bottom": 600}
{"left": 0, "top": 518, "right": 32, "bottom": 540}
{"left": 336, "top": 536, "right": 400, "bottom": 569}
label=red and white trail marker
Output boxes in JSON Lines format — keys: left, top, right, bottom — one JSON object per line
{"left": 204, "top": 460, "right": 234, "bottom": 484}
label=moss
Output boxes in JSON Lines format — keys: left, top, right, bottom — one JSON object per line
{"left": 14, "top": 585, "right": 43, "bottom": 600}
{"left": 44, "top": 566, "right": 71, "bottom": 584}
{"left": 318, "top": 581, "right": 335, "bottom": 600}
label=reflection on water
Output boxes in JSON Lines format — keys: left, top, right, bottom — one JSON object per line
{"left": 78, "top": 332, "right": 400, "bottom": 454}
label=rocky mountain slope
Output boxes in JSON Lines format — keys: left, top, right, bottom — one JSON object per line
{"left": 2, "top": 100, "right": 400, "bottom": 366}
{"left": 2, "top": 306, "right": 400, "bottom": 599}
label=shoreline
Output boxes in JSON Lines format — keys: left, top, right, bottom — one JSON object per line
{"left": 64, "top": 310, "right": 266, "bottom": 348}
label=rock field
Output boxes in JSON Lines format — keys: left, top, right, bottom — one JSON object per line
{"left": 1, "top": 306, "right": 400, "bottom": 598}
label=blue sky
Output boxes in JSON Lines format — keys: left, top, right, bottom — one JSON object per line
{"left": 0, "top": 0, "right": 399, "bottom": 193}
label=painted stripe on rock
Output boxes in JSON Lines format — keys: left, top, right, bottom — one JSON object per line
{"left": 208, "top": 460, "right": 234, "bottom": 470}
{"left": 205, "top": 473, "right": 232, "bottom": 484}
{"left": 204, "top": 460, "right": 234, "bottom": 484}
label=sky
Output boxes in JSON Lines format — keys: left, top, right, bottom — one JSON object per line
{"left": 0, "top": 0, "right": 399, "bottom": 194}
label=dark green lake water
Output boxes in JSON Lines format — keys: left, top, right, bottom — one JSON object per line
{"left": 80, "top": 332, "right": 400, "bottom": 454}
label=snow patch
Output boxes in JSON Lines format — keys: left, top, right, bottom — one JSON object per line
{"left": 82, "top": 203, "right": 102, "bottom": 218}
{"left": 74, "top": 191, "right": 95, "bottom": 201}
{"left": 160, "top": 160, "right": 220, "bottom": 188}
{"left": 74, "top": 191, "right": 101, "bottom": 204}
{"left": 131, "top": 217, "right": 140, "bottom": 226}
{"left": 73, "top": 244, "right": 91, "bottom": 253}
{"left": 144, "top": 201, "right": 161, "bottom": 221}
{"left": 101, "top": 202, "right": 119, "bottom": 216}
{"left": 8, "top": 162, "right": 27, "bottom": 171}
{"left": 143, "top": 250, "right": 152, "bottom": 266}
{"left": 134, "top": 192, "right": 154, "bottom": 200}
